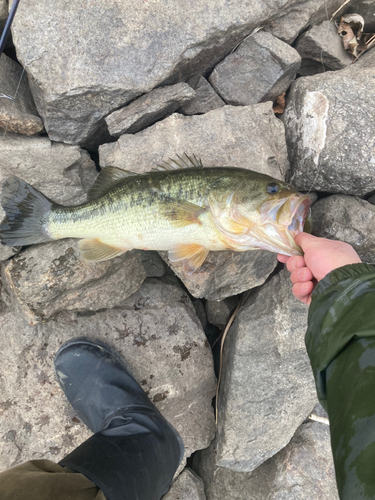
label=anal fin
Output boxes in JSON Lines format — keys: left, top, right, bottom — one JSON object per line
{"left": 168, "top": 243, "right": 209, "bottom": 275}
{"left": 79, "top": 238, "right": 128, "bottom": 262}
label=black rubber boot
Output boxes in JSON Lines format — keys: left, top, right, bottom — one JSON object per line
{"left": 55, "top": 337, "right": 184, "bottom": 500}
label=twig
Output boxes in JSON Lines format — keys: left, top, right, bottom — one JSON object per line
{"left": 309, "top": 413, "right": 330, "bottom": 425}
{"left": 330, "top": 0, "right": 352, "bottom": 22}
{"left": 215, "top": 290, "right": 251, "bottom": 424}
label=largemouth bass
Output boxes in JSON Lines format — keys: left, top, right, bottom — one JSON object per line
{"left": 0, "top": 154, "right": 312, "bottom": 274}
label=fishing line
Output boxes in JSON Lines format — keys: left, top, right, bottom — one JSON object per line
{"left": 2, "top": 67, "right": 25, "bottom": 140}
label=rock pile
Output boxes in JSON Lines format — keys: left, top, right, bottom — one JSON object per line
{"left": 0, "top": 0, "right": 373, "bottom": 497}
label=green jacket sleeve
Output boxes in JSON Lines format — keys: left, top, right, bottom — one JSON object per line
{"left": 306, "top": 263, "right": 375, "bottom": 499}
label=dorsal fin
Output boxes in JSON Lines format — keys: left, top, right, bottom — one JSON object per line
{"left": 87, "top": 166, "right": 138, "bottom": 201}
{"left": 152, "top": 153, "right": 203, "bottom": 172}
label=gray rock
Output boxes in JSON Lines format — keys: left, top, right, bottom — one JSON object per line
{"left": 1, "top": 240, "right": 148, "bottom": 325}
{"left": 192, "top": 300, "right": 208, "bottom": 331}
{"left": 0, "top": 277, "right": 216, "bottom": 470}
{"left": 0, "top": 0, "right": 7, "bottom": 33}
{"left": 206, "top": 296, "right": 239, "bottom": 330}
{"left": 10, "top": 0, "right": 325, "bottom": 147}
{"left": 162, "top": 250, "right": 277, "bottom": 301}
{"left": 0, "top": 134, "right": 97, "bottom": 221}
{"left": 0, "top": 54, "right": 44, "bottom": 136}
{"left": 139, "top": 251, "right": 166, "bottom": 278}
{"left": 216, "top": 268, "right": 316, "bottom": 472}
{"left": 311, "top": 195, "right": 375, "bottom": 264}
{"left": 105, "top": 83, "right": 196, "bottom": 137}
{"left": 0, "top": 245, "right": 20, "bottom": 262}
{"left": 163, "top": 469, "right": 206, "bottom": 500}
{"left": 180, "top": 76, "right": 225, "bottom": 115}
{"left": 100, "top": 103, "right": 289, "bottom": 181}
{"left": 295, "top": 21, "right": 353, "bottom": 76}
{"left": 284, "top": 50, "right": 375, "bottom": 196}
{"left": 209, "top": 32, "right": 301, "bottom": 106}
{"left": 193, "top": 420, "right": 338, "bottom": 499}
{"left": 265, "top": 0, "right": 357, "bottom": 44}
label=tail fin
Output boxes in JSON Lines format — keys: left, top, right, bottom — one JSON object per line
{"left": 0, "top": 176, "right": 54, "bottom": 247}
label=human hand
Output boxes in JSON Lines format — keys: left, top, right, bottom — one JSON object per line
{"left": 277, "top": 233, "right": 362, "bottom": 305}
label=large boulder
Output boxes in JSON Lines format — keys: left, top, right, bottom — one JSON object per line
{"left": 0, "top": 134, "right": 97, "bottom": 220}
{"left": 1, "top": 240, "right": 148, "bottom": 325}
{"left": 311, "top": 195, "right": 375, "bottom": 265}
{"left": 99, "top": 104, "right": 289, "bottom": 179}
{"left": 284, "top": 50, "right": 375, "bottom": 196}
{"left": 216, "top": 268, "right": 317, "bottom": 472}
{"left": 0, "top": 55, "right": 44, "bottom": 136}
{"left": 193, "top": 420, "right": 338, "bottom": 499}
{"left": 105, "top": 83, "right": 196, "bottom": 137}
{"left": 0, "top": 277, "right": 216, "bottom": 471}
{"left": 10, "top": 0, "right": 346, "bottom": 146}
{"left": 209, "top": 32, "right": 301, "bottom": 106}
{"left": 295, "top": 21, "right": 353, "bottom": 76}
{"left": 264, "top": 0, "right": 357, "bottom": 43}
{"left": 162, "top": 250, "right": 277, "bottom": 301}
{"left": 163, "top": 469, "right": 206, "bottom": 500}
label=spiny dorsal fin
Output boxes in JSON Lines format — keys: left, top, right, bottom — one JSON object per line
{"left": 78, "top": 238, "right": 128, "bottom": 261}
{"left": 87, "top": 166, "right": 138, "bottom": 201}
{"left": 152, "top": 153, "right": 203, "bottom": 172}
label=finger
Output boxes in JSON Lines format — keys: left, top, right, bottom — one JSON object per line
{"left": 294, "top": 232, "right": 321, "bottom": 249}
{"left": 290, "top": 267, "right": 313, "bottom": 285}
{"left": 292, "top": 281, "right": 314, "bottom": 305}
{"left": 277, "top": 254, "right": 289, "bottom": 263}
{"left": 286, "top": 255, "right": 306, "bottom": 273}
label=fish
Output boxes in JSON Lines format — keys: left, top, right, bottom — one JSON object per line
{"left": 0, "top": 154, "right": 312, "bottom": 274}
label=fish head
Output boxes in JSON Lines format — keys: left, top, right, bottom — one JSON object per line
{"left": 211, "top": 174, "right": 313, "bottom": 256}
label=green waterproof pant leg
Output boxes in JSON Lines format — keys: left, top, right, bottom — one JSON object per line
{"left": 326, "top": 337, "right": 375, "bottom": 499}
{"left": 0, "top": 460, "right": 107, "bottom": 500}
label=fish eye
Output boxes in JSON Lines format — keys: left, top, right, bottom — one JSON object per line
{"left": 267, "top": 183, "right": 279, "bottom": 194}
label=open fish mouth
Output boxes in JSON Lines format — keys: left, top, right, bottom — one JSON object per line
{"left": 258, "top": 194, "right": 313, "bottom": 255}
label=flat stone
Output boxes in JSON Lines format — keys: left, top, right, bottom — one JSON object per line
{"left": 206, "top": 296, "right": 239, "bottom": 330}
{"left": 162, "top": 250, "right": 277, "bottom": 301}
{"left": 193, "top": 420, "right": 338, "bottom": 499}
{"left": 295, "top": 21, "right": 353, "bottom": 76}
{"left": 180, "top": 76, "right": 225, "bottom": 115}
{"left": 163, "top": 468, "right": 206, "bottom": 500}
{"left": 10, "top": 0, "right": 330, "bottom": 147}
{"left": 216, "top": 268, "right": 316, "bottom": 472}
{"left": 0, "top": 134, "right": 97, "bottom": 221}
{"left": 284, "top": 49, "right": 375, "bottom": 196}
{"left": 1, "top": 240, "right": 148, "bottom": 325}
{"left": 311, "top": 195, "right": 375, "bottom": 265}
{"left": 0, "top": 277, "right": 216, "bottom": 471}
{"left": 100, "top": 103, "right": 289, "bottom": 180}
{"left": 264, "top": 0, "right": 357, "bottom": 43}
{"left": 0, "top": 54, "right": 43, "bottom": 136}
{"left": 209, "top": 32, "right": 301, "bottom": 106}
{"left": 105, "top": 83, "right": 196, "bottom": 137}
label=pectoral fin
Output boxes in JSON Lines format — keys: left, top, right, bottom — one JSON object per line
{"left": 79, "top": 238, "right": 128, "bottom": 261}
{"left": 164, "top": 200, "right": 206, "bottom": 228}
{"left": 168, "top": 243, "right": 209, "bottom": 275}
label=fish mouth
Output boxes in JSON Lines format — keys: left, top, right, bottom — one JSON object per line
{"left": 258, "top": 194, "right": 313, "bottom": 256}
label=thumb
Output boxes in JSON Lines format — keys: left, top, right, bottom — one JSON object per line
{"left": 294, "top": 232, "right": 321, "bottom": 252}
